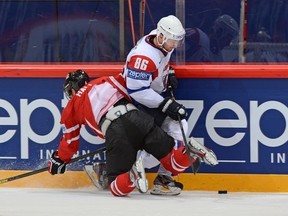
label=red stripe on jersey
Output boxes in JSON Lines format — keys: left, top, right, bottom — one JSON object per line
{"left": 152, "top": 69, "right": 158, "bottom": 80}
{"left": 127, "top": 55, "right": 157, "bottom": 73}
{"left": 163, "top": 64, "right": 169, "bottom": 72}
{"left": 107, "top": 74, "right": 132, "bottom": 102}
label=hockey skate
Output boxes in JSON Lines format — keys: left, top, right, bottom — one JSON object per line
{"left": 84, "top": 162, "right": 109, "bottom": 190}
{"left": 150, "top": 174, "right": 183, "bottom": 196}
{"left": 129, "top": 156, "right": 148, "bottom": 193}
{"left": 187, "top": 137, "right": 218, "bottom": 166}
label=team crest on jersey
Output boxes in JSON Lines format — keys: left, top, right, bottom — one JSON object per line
{"left": 127, "top": 69, "right": 150, "bottom": 80}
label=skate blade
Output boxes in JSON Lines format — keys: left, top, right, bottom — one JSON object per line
{"left": 150, "top": 186, "right": 181, "bottom": 196}
{"left": 83, "top": 165, "right": 105, "bottom": 190}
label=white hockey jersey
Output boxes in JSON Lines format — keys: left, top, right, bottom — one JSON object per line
{"left": 122, "top": 30, "right": 173, "bottom": 108}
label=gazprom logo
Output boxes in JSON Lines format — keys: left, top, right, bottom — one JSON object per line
{"left": 127, "top": 69, "right": 150, "bottom": 81}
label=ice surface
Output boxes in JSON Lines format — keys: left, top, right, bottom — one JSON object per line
{"left": 0, "top": 187, "right": 287, "bottom": 216}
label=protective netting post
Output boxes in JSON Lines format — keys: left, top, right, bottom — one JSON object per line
{"left": 239, "top": 0, "right": 247, "bottom": 62}
{"left": 175, "top": 0, "right": 186, "bottom": 64}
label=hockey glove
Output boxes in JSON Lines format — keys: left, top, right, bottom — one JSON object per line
{"left": 159, "top": 97, "right": 187, "bottom": 121}
{"left": 48, "top": 151, "right": 67, "bottom": 175}
{"left": 167, "top": 67, "right": 178, "bottom": 90}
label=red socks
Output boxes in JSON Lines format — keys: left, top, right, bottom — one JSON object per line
{"left": 160, "top": 146, "right": 193, "bottom": 175}
{"left": 109, "top": 172, "right": 135, "bottom": 196}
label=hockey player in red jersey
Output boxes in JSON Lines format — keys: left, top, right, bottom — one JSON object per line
{"left": 121, "top": 15, "right": 218, "bottom": 195}
{"left": 48, "top": 70, "right": 218, "bottom": 197}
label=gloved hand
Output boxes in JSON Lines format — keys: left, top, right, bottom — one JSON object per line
{"left": 48, "top": 151, "right": 67, "bottom": 175}
{"left": 159, "top": 97, "right": 187, "bottom": 121}
{"left": 167, "top": 67, "right": 178, "bottom": 90}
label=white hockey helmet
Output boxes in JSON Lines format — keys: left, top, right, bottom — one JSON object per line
{"left": 156, "top": 15, "right": 185, "bottom": 49}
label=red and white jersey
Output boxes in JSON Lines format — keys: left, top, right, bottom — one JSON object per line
{"left": 58, "top": 75, "right": 130, "bottom": 162}
{"left": 122, "top": 30, "right": 173, "bottom": 108}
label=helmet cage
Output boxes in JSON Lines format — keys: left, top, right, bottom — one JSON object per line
{"left": 209, "top": 15, "right": 239, "bottom": 53}
{"left": 210, "top": 15, "right": 239, "bottom": 43}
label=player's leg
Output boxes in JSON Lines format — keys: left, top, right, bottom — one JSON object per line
{"left": 105, "top": 114, "right": 149, "bottom": 196}
{"left": 150, "top": 118, "right": 188, "bottom": 196}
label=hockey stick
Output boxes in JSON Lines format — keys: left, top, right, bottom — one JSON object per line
{"left": 168, "top": 87, "right": 201, "bottom": 174}
{"left": 0, "top": 146, "right": 106, "bottom": 185}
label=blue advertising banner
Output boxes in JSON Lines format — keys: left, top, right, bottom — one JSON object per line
{"left": 177, "top": 78, "right": 288, "bottom": 174}
{"left": 1, "top": 77, "right": 288, "bottom": 174}
{"left": 0, "top": 78, "right": 106, "bottom": 170}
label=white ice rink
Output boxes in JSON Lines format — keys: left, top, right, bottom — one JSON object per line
{"left": 0, "top": 187, "right": 287, "bottom": 216}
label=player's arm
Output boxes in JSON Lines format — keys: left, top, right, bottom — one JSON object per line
{"left": 57, "top": 122, "right": 81, "bottom": 162}
{"left": 48, "top": 119, "right": 81, "bottom": 175}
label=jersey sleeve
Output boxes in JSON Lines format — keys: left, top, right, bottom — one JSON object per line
{"left": 126, "top": 55, "right": 164, "bottom": 108}
{"left": 57, "top": 106, "right": 81, "bottom": 162}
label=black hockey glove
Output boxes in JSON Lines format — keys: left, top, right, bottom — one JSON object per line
{"left": 167, "top": 67, "right": 178, "bottom": 90}
{"left": 159, "top": 97, "right": 187, "bottom": 121}
{"left": 48, "top": 151, "right": 67, "bottom": 175}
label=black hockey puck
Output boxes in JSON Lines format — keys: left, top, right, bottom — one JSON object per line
{"left": 218, "top": 190, "right": 228, "bottom": 194}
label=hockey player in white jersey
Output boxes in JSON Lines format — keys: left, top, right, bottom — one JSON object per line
{"left": 121, "top": 15, "right": 218, "bottom": 195}
{"left": 84, "top": 15, "right": 218, "bottom": 195}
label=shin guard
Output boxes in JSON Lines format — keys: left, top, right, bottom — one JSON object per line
{"left": 109, "top": 172, "right": 135, "bottom": 197}
{"left": 160, "top": 146, "right": 193, "bottom": 175}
